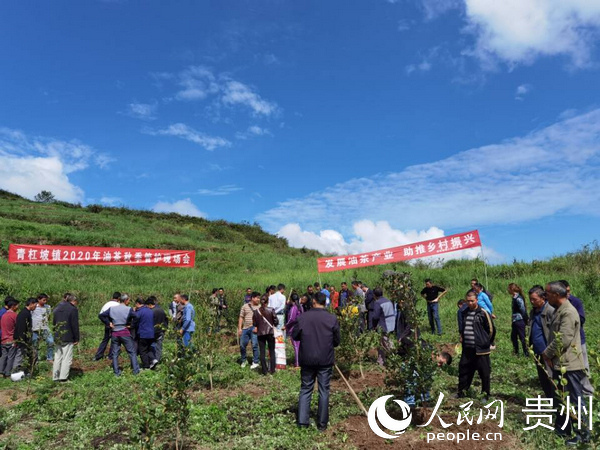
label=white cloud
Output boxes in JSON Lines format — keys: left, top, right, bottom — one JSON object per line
{"left": 278, "top": 220, "right": 501, "bottom": 263}
{"left": 0, "top": 128, "right": 113, "bottom": 202}
{"left": 0, "top": 156, "right": 84, "bottom": 202}
{"left": 100, "top": 196, "right": 123, "bottom": 206}
{"left": 221, "top": 80, "right": 279, "bottom": 117}
{"left": 515, "top": 83, "right": 532, "bottom": 100}
{"left": 160, "top": 66, "right": 280, "bottom": 118}
{"left": 152, "top": 198, "right": 206, "bottom": 218}
{"left": 95, "top": 153, "right": 116, "bottom": 169}
{"left": 405, "top": 46, "right": 444, "bottom": 75}
{"left": 260, "top": 109, "right": 600, "bottom": 235}
{"left": 463, "top": 0, "right": 600, "bottom": 69}
{"left": 420, "top": 0, "right": 462, "bottom": 20}
{"left": 175, "top": 66, "right": 219, "bottom": 101}
{"left": 145, "top": 123, "right": 231, "bottom": 151}
{"left": 125, "top": 102, "right": 157, "bottom": 120}
{"left": 196, "top": 184, "right": 242, "bottom": 196}
{"left": 235, "top": 125, "right": 272, "bottom": 139}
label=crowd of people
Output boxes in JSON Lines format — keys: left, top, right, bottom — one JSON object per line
{"left": 0, "top": 277, "right": 594, "bottom": 442}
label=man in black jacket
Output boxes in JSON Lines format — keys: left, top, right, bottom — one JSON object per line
{"left": 13, "top": 298, "right": 37, "bottom": 375}
{"left": 147, "top": 296, "right": 168, "bottom": 364}
{"left": 292, "top": 292, "right": 340, "bottom": 432}
{"left": 458, "top": 291, "right": 495, "bottom": 399}
{"left": 52, "top": 294, "right": 79, "bottom": 382}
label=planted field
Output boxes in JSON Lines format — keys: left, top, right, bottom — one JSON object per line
{"left": 0, "top": 192, "right": 598, "bottom": 449}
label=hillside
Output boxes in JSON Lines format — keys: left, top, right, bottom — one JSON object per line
{"left": 0, "top": 189, "right": 599, "bottom": 449}
{"left": 0, "top": 189, "right": 322, "bottom": 298}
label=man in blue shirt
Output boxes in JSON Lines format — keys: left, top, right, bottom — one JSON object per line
{"left": 180, "top": 294, "right": 195, "bottom": 348}
{"left": 135, "top": 300, "right": 157, "bottom": 369}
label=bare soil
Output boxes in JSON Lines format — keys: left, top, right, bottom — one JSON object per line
{"left": 330, "top": 414, "right": 519, "bottom": 450}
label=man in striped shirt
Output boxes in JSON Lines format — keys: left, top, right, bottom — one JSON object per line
{"left": 458, "top": 291, "right": 495, "bottom": 399}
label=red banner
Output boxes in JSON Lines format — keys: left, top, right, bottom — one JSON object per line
{"left": 317, "top": 230, "right": 481, "bottom": 273}
{"left": 8, "top": 244, "right": 195, "bottom": 267}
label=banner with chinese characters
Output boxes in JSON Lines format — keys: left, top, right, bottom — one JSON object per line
{"left": 317, "top": 230, "right": 481, "bottom": 273}
{"left": 8, "top": 244, "right": 195, "bottom": 267}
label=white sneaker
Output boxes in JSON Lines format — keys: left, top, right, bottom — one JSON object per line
{"left": 149, "top": 359, "right": 159, "bottom": 370}
{"left": 250, "top": 363, "right": 259, "bottom": 369}
{"left": 241, "top": 361, "right": 248, "bottom": 368}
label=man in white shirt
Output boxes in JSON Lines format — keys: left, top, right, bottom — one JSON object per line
{"left": 93, "top": 292, "right": 121, "bottom": 361}
{"left": 31, "top": 293, "right": 54, "bottom": 362}
{"left": 268, "top": 284, "right": 286, "bottom": 331}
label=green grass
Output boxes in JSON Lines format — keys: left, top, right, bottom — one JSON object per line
{"left": 0, "top": 190, "right": 599, "bottom": 449}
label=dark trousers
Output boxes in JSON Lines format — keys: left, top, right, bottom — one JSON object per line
{"left": 534, "top": 355, "right": 554, "bottom": 399}
{"left": 0, "top": 344, "right": 17, "bottom": 376}
{"left": 298, "top": 366, "right": 333, "bottom": 430}
{"left": 427, "top": 302, "right": 443, "bottom": 334}
{"left": 139, "top": 338, "right": 156, "bottom": 368}
{"left": 152, "top": 334, "right": 164, "bottom": 362}
{"left": 94, "top": 326, "right": 112, "bottom": 360}
{"left": 257, "top": 334, "right": 275, "bottom": 375}
{"left": 110, "top": 335, "right": 140, "bottom": 376}
{"left": 511, "top": 320, "right": 528, "bottom": 355}
{"left": 552, "top": 370, "right": 591, "bottom": 437}
{"left": 458, "top": 347, "right": 491, "bottom": 395}
{"left": 12, "top": 343, "right": 31, "bottom": 374}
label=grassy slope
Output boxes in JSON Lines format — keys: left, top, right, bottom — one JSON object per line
{"left": 0, "top": 191, "right": 599, "bottom": 449}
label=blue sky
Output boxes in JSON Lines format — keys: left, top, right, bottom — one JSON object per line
{"left": 1, "top": 0, "right": 599, "bottom": 263}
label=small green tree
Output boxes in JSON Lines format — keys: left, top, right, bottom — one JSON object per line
{"left": 381, "top": 271, "right": 437, "bottom": 405}
{"left": 337, "top": 297, "right": 379, "bottom": 378}
{"left": 34, "top": 190, "right": 55, "bottom": 203}
{"left": 195, "top": 295, "right": 222, "bottom": 390}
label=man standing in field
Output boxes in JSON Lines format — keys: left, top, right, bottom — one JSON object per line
{"left": 31, "top": 293, "right": 54, "bottom": 363}
{"left": 0, "top": 298, "right": 20, "bottom": 378}
{"left": 0, "top": 297, "right": 11, "bottom": 360}
{"left": 528, "top": 285, "right": 555, "bottom": 398}
{"left": 52, "top": 294, "right": 79, "bottom": 382}
{"left": 94, "top": 292, "right": 120, "bottom": 361}
{"left": 13, "top": 298, "right": 37, "bottom": 376}
{"left": 244, "top": 288, "right": 253, "bottom": 304}
{"left": 238, "top": 292, "right": 260, "bottom": 369}
{"left": 420, "top": 279, "right": 445, "bottom": 335}
{"left": 148, "top": 296, "right": 168, "bottom": 363}
{"left": 458, "top": 291, "right": 495, "bottom": 399}
{"left": 352, "top": 281, "right": 367, "bottom": 332}
{"left": 268, "top": 284, "right": 286, "bottom": 332}
{"left": 542, "top": 281, "right": 592, "bottom": 445}
{"left": 135, "top": 298, "right": 157, "bottom": 370}
{"left": 293, "top": 292, "right": 340, "bottom": 432}
{"left": 338, "top": 282, "right": 351, "bottom": 310}
{"left": 171, "top": 293, "right": 186, "bottom": 333}
{"left": 180, "top": 294, "right": 195, "bottom": 348}
{"left": 100, "top": 293, "right": 139, "bottom": 376}
{"left": 362, "top": 283, "right": 376, "bottom": 330}
{"left": 371, "top": 288, "right": 396, "bottom": 365}
{"left": 559, "top": 281, "right": 591, "bottom": 371}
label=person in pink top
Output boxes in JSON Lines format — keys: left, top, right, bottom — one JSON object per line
{"left": 284, "top": 293, "right": 304, "bottom": 368}
{"left": 0, "top": 298, "right": 20, "bottom": 378}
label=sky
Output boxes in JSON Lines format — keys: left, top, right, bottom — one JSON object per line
{"left": 1, "top": 0, "right": 599, "bottom": 263}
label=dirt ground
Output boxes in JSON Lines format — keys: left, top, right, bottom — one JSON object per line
{"left": 330, "top": 414, "right": 518, "bottom": 450}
